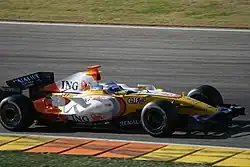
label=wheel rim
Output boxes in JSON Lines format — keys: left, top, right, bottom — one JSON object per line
{"left": 143, "top": 107, "right": 167, "bottom": 134}
{"left": 0, "top": 103, "right": 22, "bottom": 129}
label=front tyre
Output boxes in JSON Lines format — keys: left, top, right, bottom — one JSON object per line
{"left": 141, "top": 100, "right": 178, "bottom": 137}
{"left": 0, "top": 95, "right": 35, "bottom": 131}
{"left": 187, "top": 85, "right": 223, "bottom": 107}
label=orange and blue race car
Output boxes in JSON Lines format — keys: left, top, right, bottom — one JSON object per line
{"left": 0, "top": 65, "right": 246, "bottom": 137}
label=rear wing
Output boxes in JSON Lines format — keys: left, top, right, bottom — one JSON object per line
{"left": 6, "top": 72, "right": 54, "bottom": 89}
{"left": 1, "top": 72, "right": 54, "bottom": 101}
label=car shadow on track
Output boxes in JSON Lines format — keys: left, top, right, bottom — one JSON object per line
{"left": 23, "top": 120, "right": 250, "bottom": 139}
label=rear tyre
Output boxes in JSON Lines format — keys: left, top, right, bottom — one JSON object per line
{"left": 141, "top": 100, "right": 178, "bottom": 137}
{"left": 187, "top": 85, "right": 223, "bottom": 107}
{"left": 0, "top": 95, "right": 35, "bottom": 131}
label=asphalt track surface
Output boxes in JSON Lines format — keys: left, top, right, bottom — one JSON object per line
{"left": 0, "top": 22, "right": 250, "bottom": 148}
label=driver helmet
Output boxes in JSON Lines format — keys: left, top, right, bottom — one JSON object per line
{"left": 105, "top": 81, "right": 123, "bottom": 94}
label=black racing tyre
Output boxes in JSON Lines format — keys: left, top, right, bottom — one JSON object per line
{"left": 187, "top": 85, "right": 223, "bottom": 107}
{"left": 141, "top": 100, "right": 178, "bottom": 137}
{"left": 0, "top": 95, "right": 35, "bottom": 131}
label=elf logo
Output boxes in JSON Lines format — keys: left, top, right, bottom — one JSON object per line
{"left": 127, "top": 97, "right": 146, "bottom": 104}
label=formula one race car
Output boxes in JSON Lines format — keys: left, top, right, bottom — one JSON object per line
{"left": 0, "top": 65, "right": 246, "bottom": 137}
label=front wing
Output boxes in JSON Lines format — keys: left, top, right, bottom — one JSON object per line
{"left": 178, "top": 105, "right": 246, "bottom": 133}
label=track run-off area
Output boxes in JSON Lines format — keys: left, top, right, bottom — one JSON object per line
{"left": 0, "top": 21, "right": 250, "bottom": 152}
{"left": 1, "top": 133, "right": 250, "bottom": 166}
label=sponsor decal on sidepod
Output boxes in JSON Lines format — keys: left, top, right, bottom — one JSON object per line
{"left": 120, "top": 120, "right": 141, "bottom": 126}
{"left": 127, "top": 97, "right": 146, "bottom": 104}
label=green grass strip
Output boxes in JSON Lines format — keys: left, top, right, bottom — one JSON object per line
{"left": 0, "top": 0, "right": 250, "bottom": 28}
{"left": 0, "top": 150, "right": 216, "bottom": 167}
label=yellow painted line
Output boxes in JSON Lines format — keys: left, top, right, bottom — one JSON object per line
{"left": 0, "top": 136, "right": 21, "bottom": 146}
{"left": 135, "top": 145, "right": 202, "bottom": 161}
{"left": 175, "top": 147, "right": 244, "bottom": 164}
{"left": 214, "top": 150, "right": 250, "bottom": 167}
{"left": 232, "top": 150, "right": 250, "bottom": 159}
{"left": 0, "top": 136, "right": 55, "bottom": 151}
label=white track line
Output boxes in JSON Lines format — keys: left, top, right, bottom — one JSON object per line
{"left": 0, "top": 21, "right": 250, "bottom": 32}
{"left": 0, "top": 132, "right": 249, "bottom": 150}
